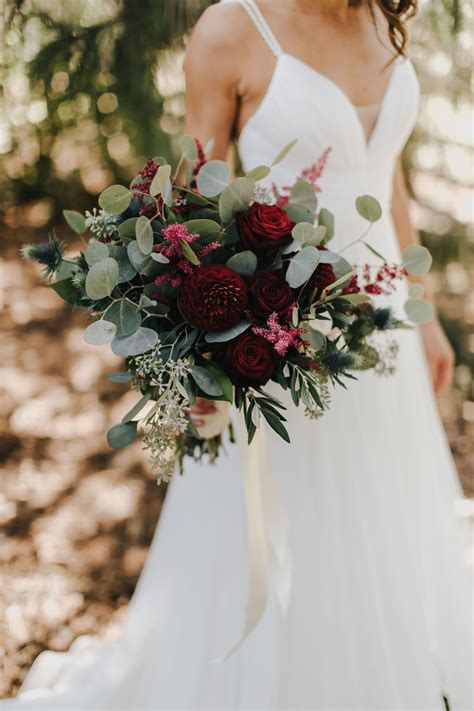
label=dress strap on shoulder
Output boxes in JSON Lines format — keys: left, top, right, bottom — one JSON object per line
{"left": 220, "top": 0, "right": 283, "bottom": 58}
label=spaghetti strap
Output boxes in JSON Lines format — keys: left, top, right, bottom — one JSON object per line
{"left": 220, "top": 0, "right": 283, "bottom": 58}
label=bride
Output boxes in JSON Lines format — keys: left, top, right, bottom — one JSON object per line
{"left": 3, "top": 1, "right": 472, "bottom": 709}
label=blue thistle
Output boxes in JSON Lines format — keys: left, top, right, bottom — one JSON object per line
{"left": 322, "top": 349, "right": 360, "bottom": 375}
{"left": 372, "top": 307, "right": 394, "bottom": 330}
{"left": 21, "top": 231, "right": 65, "bottom": 278}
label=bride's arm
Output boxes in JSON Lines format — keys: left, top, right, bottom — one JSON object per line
{"left": 391, "top": 157, "right": 455, "bottom": 396}
{"left": 183, "top": 5, "right": 241, "bottom": 427}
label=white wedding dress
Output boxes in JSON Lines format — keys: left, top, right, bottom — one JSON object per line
{"left": 3, "top": 1, "right": 472, "bottom": 709}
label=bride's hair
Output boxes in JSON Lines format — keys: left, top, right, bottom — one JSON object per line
{"left": 352, "top": 0, "right": 418, "bottom": 57}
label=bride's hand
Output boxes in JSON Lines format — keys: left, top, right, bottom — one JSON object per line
{"left": 420, "top": 319, "right": 455, "bottom": 396}
{"left": 188, "top": 398, "right": 231, "bottom": 438}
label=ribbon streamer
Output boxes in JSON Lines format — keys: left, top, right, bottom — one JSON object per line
{"left": 211, "top": 415, "right": 291, "bottom": 663}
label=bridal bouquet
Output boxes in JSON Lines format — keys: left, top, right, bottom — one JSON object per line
{"left": 22, "top": 137, "right": 433, "bottom": 481}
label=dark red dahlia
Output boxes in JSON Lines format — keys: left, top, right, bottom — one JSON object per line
{"left": 248, "top": 271, "right": 294, "bottom": 322}
{"left": 178, "top": 264, "right": 248, "bottom": 332}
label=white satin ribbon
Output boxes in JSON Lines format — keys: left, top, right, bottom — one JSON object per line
{"left": 211, "top": 415, "right": 291, "bottom": 663}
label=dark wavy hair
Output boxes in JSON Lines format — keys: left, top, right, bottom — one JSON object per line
{"left": 351, "top": 0, "right": 419, "bottom": 57}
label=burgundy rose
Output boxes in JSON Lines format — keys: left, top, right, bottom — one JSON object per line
{"left": 225, "top": 332, "right": 278, "bottom": 386}
{"left": 249, "top": 271, "right": 294, "bottom": 322}
{"left": 237, "top": 202, "right": 293, "bottom": 252}
{"left": 179, "top": 264, "right": 248, "bottom": 332}
{"left": 298, "top": 259, "right": 336, "bottom": 302}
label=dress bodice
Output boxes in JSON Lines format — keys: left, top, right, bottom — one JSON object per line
{"left": 222, "top": 0, "right": 420, "bottom": 222}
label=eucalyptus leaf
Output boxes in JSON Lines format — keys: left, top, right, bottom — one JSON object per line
{"left": 184, "top": 219, "right": 221, "bottom": 240}
{"left": 111, "top": 327, "right": 159, "bottom": 356}
{"left": 402, "top": 244, "right": 432, "bottom": 276}
{"left": 49, "top": 278, "right": 81, "bottom": 305}
{"left": 135, "top": 216, "right": 154, "bottom": 255}
{"left": 286, "top": 246, "right": 321, "bottom": 288}
{"left": 106, "top": 299, "right": 142, "bottom": 337}
{"left": 84, "top": 319, "right": 117, "bottom": 346}
{"left": 318, "top": 208, "right": 334, "bottom": 242}
{"left": 138, "top": 294, "right": 157, "bottom": 309}
{"left": 290, "top": 180, "right": 318, "bottom": 213}
{"left": 107, "top": 245, "right": 137, "bottom": 282}
{"left": 190, "top": 365, "right": 223, "bottom": 397}
{"left": 63, "top": 210, "right": 86, "bottom": 235}
{"left": 219, "top": 177, "right": 255, "bottom": 222}
{"left": 127, "top": 241, "right": 149, "bottom": 269}
{"left": 355, "top": 195, "right": 382, "bottom": 222}
{"left": 272, "top": 139, "right": 298, "bottom": 166}
{"left": 181, "top": 134, "right": 198, "bottom": 162}
{"left": 205, "top": 319, "right": 251, "bottom": 343}
{"left": 122, "top": 393, "right": 152, "bottom": 423}
{"left": 226, "top": 250, "right": 257, "bottom": 277}
{"left": 118, "top": 217, "right": 139, "bottom": 239}
{"left": 408, "top": 282, "right": 425, "bottom": 298}
{"left": 85, "top": 239, "right": 109, "bottom": 266}
{"left": 108, "top": 372, "right": 134, "bottom": 382}
{"left": 282, "top": 239, "right": 301, "bottom": 255}
{"left": 292, "top": 222, "right": 316, "bottom": 244}
{"left": 284, "top": 203, "right": 315, "bottom": 224}
{"left": 404, "top": 298, "right": 434, "bottom": 324}
{"left": 196, "top": 160, "right": 230, "bottom": 197}
{"left": 85, "top": 257, "right": 119, "bottom": 299}
{"left": 318, "top": 250, "right": 341, "bottom": 264}
{"left": 107, "top": 420, "right": 138, "bottom": 449}
{"left": 149, "top": 164, "right": 172, "bottom": 197}
{"left": 246, "top": 165, "right": 271, "bottom": 181}
{"left": 98, "top": 185, "right": 132, "bottom": 215}
{"left": 150, "top": 252, "right": 170, "bottom": 263}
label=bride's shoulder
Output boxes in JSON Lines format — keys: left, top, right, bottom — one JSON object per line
{"left": 187, "top": 3, "right": 249, "bottom": 59}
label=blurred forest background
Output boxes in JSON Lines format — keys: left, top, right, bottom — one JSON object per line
{"left": 0, "top": 0, "right": 473, "bottom": 697}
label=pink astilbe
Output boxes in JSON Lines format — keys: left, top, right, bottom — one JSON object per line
{"left": 252, "top": 312, "right": 305, "bottom": 357}
{"left": 154, "top": 224, "right": 221, "bottom": 289}
{"left": 139, "top": 158, "right": 160, "bottom": 180}
{"left": 274, "top": 147, "right": 332, "bottom": 208}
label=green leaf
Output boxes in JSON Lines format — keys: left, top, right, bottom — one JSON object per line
{"left": 117, "top": 217, "right": 139, "bottom": 239}
{"left": 49, "top": 278, "right": 81, "bottom": 305}
{"left": 107, "top": 244, "right": 137, "bottom": 282}
{"left": 180, "top": 239, "right": 199, "bottom": 265}
{"left": 355, "top": 195, "right": 382, "bottom": 222}
{"left": 205, "top": 363, "right": 234, "bottom": 403}
{"left": 286, "top": 246, "right": 321, "bottom": 288}
{"left": 63, "top": 210, "right": 86, "bottom": 235}
{"left": 105, "top": 299, "right": 142, "bottom": 337}
{"left": 84, "top": 319, "right": 116, "bottom": 346}
{"left": 284, "top": 203, "right": 315, "bottom": 224}
{"left": 135, "top": 216, "right": 154, "bottom": 255}
{"left": 150, "top": 252, "right": 170, "bottom": 264}
{"left": 184, "top": 218, "right": 221, "bottom": 241}
{"left": 190, "top": 365, "right": 223, "bottom": 397}
{"left": 226, "top": 250, "right": 257, "bottom": 277}
{"left": 205, "top": 319, "right": 251, "bottom": 343}
{"left": 98, "top": 185, "right": 132, "bottom": 215}
{"left": 307, "top": 328, "right": 326, "bottom": 351}
{"left": 363, "top": 241, "right": 387, "bottom": 262}
{"left": 85, "top": 257, "right": 119, "bottom": 299}
{"left": 111, "top": 327, "right": 159, "bottom": 356}
{"left": 219, "top": 177, "right": 255, "bottom": 222}
{"left": 272, "top": 139, "right": 298, "bottom": 166}
{"left": 291, "top": 223, "right": 326, "bottom": 247}
{"left": 150, "top": 164, "right": 172, "bottom": 197}
{"left": 85, "top": 239, "right": 109, "bottom": 266}
{"left": 318, "top": 208, "right": 334, "bottom": 242}
{"left": 138, "top": 294, "right": 157, "bottom": 309}
{"left": 107, "top": 421, "right": 138, "bottom": 449}
{"left": 402, "top": 244, "right": 432, "bottom": 276}
{"left": 260, "top": 408, "right": 291, "bottom": 443}
{"left": 408, "top": 282, "right": 425, "bottom": 298}
{"left": 127, "top": 241, "right": 150, "bottom": 270}
{"left": 289, "top": 180, "right": 318, "bottom": 213}
{"left": 122, "top": 393, "right": 152, "bottom": 423}
{"left": 108, "top": 372, "right": 134, "bottom": 383}
{"left": 246, "top": 165, "right": 271, "bottom": 181}
{"left": 181, "top": 134, "right": 198, "bottom": 162}
{"left": 341, "top": 293, "right": 372, "bottom": 304}
{"left": 55, "top": 261, "right": 79, "bottom": 281}
{"left": 196, "top": 160, "right": 230, "bottom": 197}
{"left": 404, "top": 298, "right": 434, "bottom": 324}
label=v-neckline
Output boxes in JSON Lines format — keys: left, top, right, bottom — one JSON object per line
{"left": 238, "top": 52, "right": 405, "bottom": 154}
{"left": 281, "top": 53, "right": 403, "bottom": 151}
